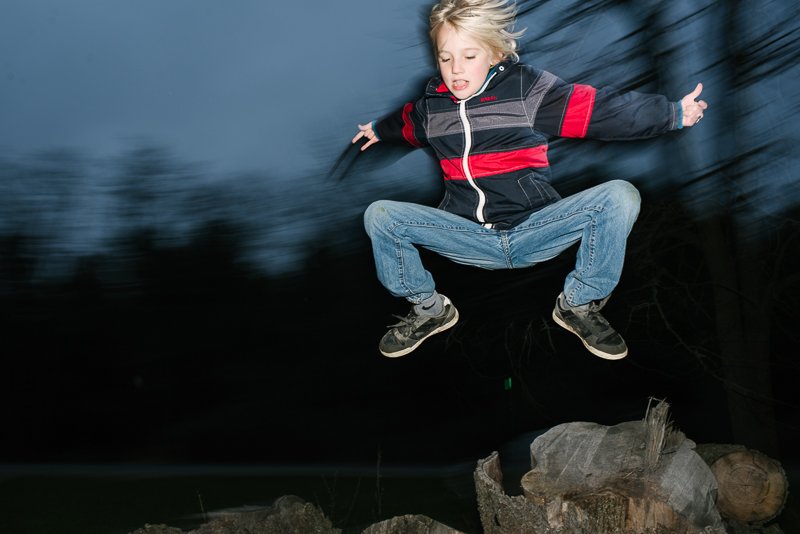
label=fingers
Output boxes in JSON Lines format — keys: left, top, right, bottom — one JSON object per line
{"left": 680, "top": 82, "right": 708, "bottom": 128}
{"left": 351, "top": 123, "right": 368, "bottom": 144}
{"left": 682, "top": 83, "right": 705, "bottom": 106}
{"left": 360, "top": 137, "right": 379, "bottom": 151}
{"left": 687, "top": 106, "right": 705, "bottom": 127}
{"left": 352, "top": 122, "right": 379, "bottom": 150}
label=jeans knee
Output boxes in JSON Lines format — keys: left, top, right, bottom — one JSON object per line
{"left": 607, "top": 180, "right": 640, "bottom": 219}
{"left": 364, "top": 200, "right": 392, "bottom": 235}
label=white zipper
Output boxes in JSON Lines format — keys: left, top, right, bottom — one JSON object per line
{"left": 456, "top": 70, "right": 499, "bottom": 228}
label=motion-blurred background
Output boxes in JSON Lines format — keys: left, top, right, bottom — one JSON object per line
{"left": 1, "top": 1, "right": 799, "bottom": 532}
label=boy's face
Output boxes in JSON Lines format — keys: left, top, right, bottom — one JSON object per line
{"left": 436, "top": 24, "right": 502, "bottom": 101}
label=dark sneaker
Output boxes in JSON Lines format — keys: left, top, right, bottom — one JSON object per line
{"left": 552, "top": 292, "right": 628, "bottom": 360}
{"left": 379, "top": 296, "right": 459, "bottom": 358}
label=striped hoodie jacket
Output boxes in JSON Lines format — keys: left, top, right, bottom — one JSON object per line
{"left": 374, "top": 60, "right": 683, "bottom": 230}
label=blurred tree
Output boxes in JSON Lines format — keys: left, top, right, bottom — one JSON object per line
{"left": 514, "top": 0, "right": 800, "bottom": 456}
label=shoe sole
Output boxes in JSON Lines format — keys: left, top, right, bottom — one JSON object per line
{"left": 552, "top": 309, "right": 628, "bottom": 360}
{"left": 380, "top": 308, "right": 460, "bottom": 358}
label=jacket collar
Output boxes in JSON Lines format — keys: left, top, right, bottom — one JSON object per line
{"left": 426, "top": 59, "right": 516, "bottom": 101}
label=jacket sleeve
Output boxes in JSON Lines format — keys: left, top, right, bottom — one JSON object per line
{"left": 373, "top": 98, "right": 429, "bottom": 148}
{"left": 528, "top": 68, "right": 682, "bottom": 140}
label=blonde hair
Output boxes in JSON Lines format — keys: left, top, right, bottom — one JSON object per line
{"left": 429, "top": 0, "right": 526, "bottom": 62}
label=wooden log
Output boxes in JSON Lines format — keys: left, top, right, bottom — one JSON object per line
{"left": 706, "top": 448, "right": 788, "bottom": 524}
{"left": 474, "top": 450, "right": 553, "bottom": 533}
{"left": 517, "top": 400, "right": 727, "bottom": 533}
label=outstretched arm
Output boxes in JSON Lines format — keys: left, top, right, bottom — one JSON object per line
{"left": 351, "top": 121, "right": 380, "bottom": 151}
{"left": 679, "top": 83, "right": 708, "bottom": 128}
{"left": 531, "top": 66, "right": 709, "bottom": 140}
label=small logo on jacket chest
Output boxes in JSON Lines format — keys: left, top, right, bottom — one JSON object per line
{"left": 480, "top": 95, "right": 497, "bottom": 103}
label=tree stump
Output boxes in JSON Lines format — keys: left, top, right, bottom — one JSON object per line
{"left": 475, "top": 399, "right": 729, "bottom": 533}
{"left": 696, "top": 444, "right": 789, "bottom": 525}
{"left": 474, "top": 450, "right": 552, "bottom": 533}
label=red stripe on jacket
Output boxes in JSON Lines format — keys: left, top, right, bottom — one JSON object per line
{"left": 440, "top": 146, "right": 549, "bottom": 181}
{"left": 401, "top": 103, "right": 422, "bottom": 147}
{"left": 561, "top": 84, "right": 596, "bottom": 138}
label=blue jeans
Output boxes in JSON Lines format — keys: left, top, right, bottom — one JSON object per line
{"left": 363, "top": 180, "right": 641, "bottom": 307}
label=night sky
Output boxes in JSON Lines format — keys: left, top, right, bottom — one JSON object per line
{"left": 1, "top": 1, "right": 800, "bottom": 533}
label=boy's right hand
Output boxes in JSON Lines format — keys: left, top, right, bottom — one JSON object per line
{"left": 680, "top": 83, "right": 708, "bottom": 127}
{"left": 352, "top": 122, "right": 380, "bottom": 151}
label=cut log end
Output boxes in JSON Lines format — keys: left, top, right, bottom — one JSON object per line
{"left": 710, "top": 449, "right": 789, "bottom": 524}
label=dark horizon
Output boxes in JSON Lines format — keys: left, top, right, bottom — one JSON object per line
{"left": 1, "top": 178, "right": 795, "bottom": 466}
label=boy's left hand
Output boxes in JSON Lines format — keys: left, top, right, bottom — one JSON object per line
{"left": 352, "top": 122, "right": 380, "bottom": 151}
{"left": 681, "top": 83, "right": 708, "bottom": 128}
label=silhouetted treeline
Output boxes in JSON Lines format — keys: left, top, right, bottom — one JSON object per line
{"left": 1, "top": 152, "right": 798, "bottom": 467}
{"left": 2, "top": 0, "right": 799, "bottom": 468}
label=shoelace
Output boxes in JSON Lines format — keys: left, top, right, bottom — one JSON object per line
{"left": 387, "top": 311, "right": 427, "bottom": 335}
{"left": 571, "top": 300, "right": 612, "bottom": 332}
{"left": 585, "top": 309, "right": 611, "bottom": 331}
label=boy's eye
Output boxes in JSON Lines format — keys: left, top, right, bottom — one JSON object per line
{"left": 439, "top": 57, "right": 450, "bottom": 63}
{"left": 466, "top": 56, "right": 476, "bottom": 60}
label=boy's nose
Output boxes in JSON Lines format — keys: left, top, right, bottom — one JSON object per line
{"left": 451, "top": 59, "right": 463, "bottom": 73}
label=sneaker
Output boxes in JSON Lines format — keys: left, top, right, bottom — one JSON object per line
{"left": 379, "top": 296, "right": 459, "bottom": 358}
{"left": 552, "top": 292, "right": 628, "bottom": 360}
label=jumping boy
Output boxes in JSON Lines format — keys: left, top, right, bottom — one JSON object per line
{"left": 352, "top": 0, "right": 708, "bottom": 360}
